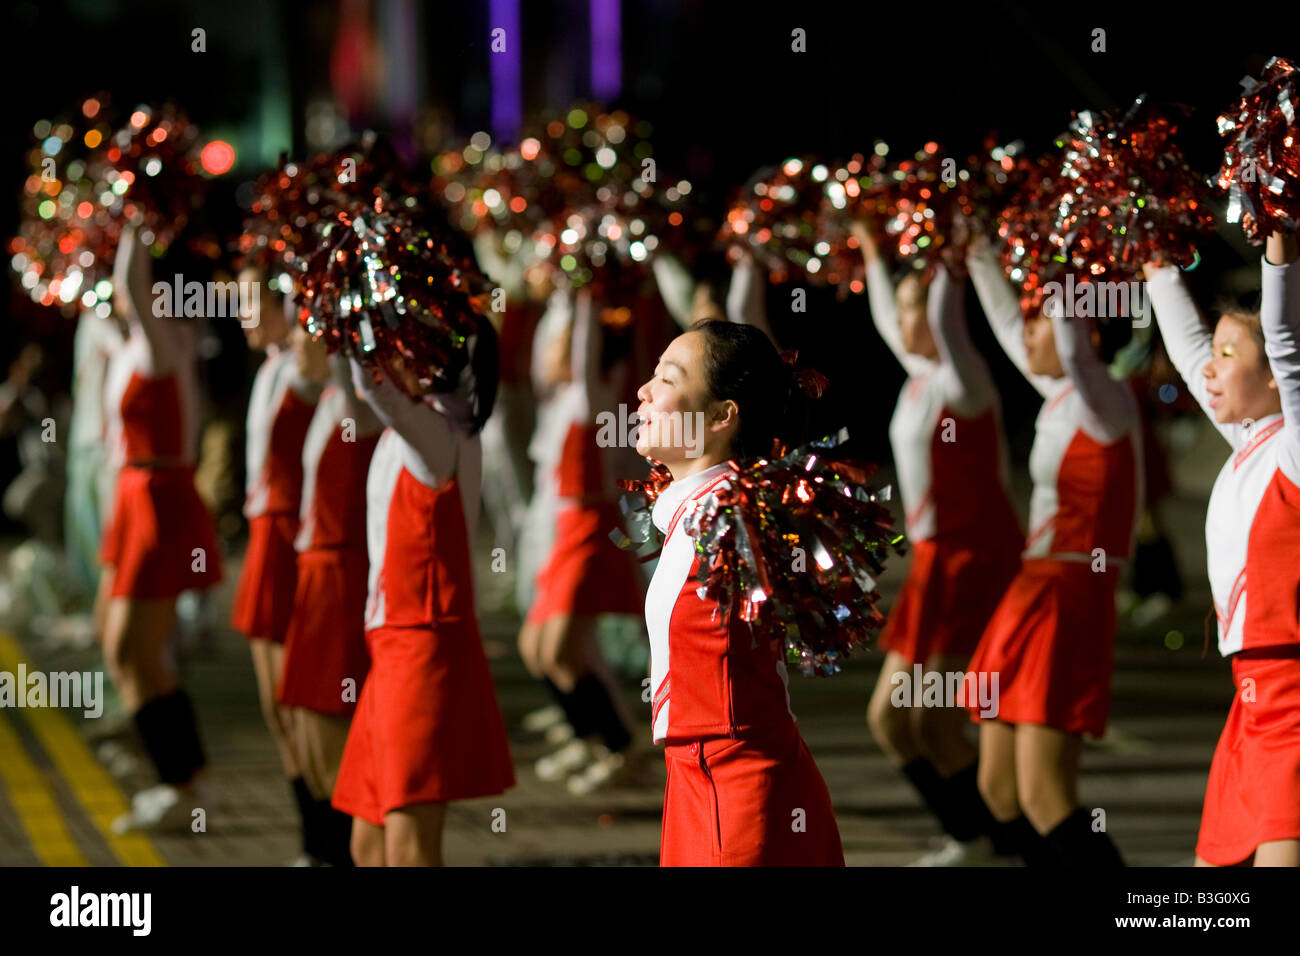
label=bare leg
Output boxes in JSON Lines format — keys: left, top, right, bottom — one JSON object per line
{"left": 292, "top": 709, "right": 351, "bottom": 800}
{"left": 517, "top": 620, "right": 544, "bottom": 679}
{"left": 911, "top": 652, "right": 979, "bottom": 776}
{"left": 1015, "top": 723, "right": 1082, "bottom": 834}
{"left": 866, "top": 651, "right": 920, "bottom": 766}
{"left": 384, "top": 803, "right": 447, "bottom": 866}
{"left": 977, "top": 720, "right": 1019, "bottom": 822}
{"left": 249, "top": 638, "right": 299, "bottom": 778}
{"left": 351, "top": 817, "right": 385, "bottom": 867}
{"left": 101, "top": 596, "right": 179, "bottom": 710}
{"left": 1253, "top": 839, "right": 1300, "bottom": 867}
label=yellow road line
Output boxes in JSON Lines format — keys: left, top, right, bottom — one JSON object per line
{"left": 0, "top": 710, "right": 88, "bottom": 865}
{"left": 0, "top": 635, "right": 166, "bottom": 867}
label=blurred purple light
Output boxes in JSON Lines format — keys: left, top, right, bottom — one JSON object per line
{"left": 590, "top": 0, "right": 621, "bottom": 101}
{"left": 490, "top": 0, "right": 522, "bottom": 141}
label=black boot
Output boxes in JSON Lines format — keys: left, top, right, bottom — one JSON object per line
{"left": 569, "top": 674, "right": 632, "bottom": 753}
{"left": 133, "top": 689, "right": 207, "bottom": 785}
{"left": 290, "top": 777, "right": 317, "bottom": 860}
{"left": 315, "top": 799, "right": 356, "bottom": 867}
{"left": 1046, "top": 807, "right": 1125, "bottom": 867}
{"left": 989, "top": 814, "right": 1057, "bottom": 866}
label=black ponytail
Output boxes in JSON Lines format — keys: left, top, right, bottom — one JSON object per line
{"left": 690, "top": 320, "right": 817, "bottom": 459}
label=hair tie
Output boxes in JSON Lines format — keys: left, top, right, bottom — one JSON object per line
{"left": 779, "top": 349, "right": 829, "bottom": 400}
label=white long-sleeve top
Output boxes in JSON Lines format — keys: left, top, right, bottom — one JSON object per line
{"left": 867, "top": 259, "right": 1019, "bottom": 543}
{"left": 967, "top": 247, "right": 1142, "bottom": 564}
{"left": 724, "top": 256, "right": 774, "bottom": 340}
{"left": 1147, "top": 259, "right": 1300, "bottom": 655}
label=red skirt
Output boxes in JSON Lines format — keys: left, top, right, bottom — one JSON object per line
{"left": 278, "top": 548, "right": 371, "bottom": 717}
{"left": 525, "top": 501, "right": 643, "bottom": 624}
{"left": 1196, "top": 649, "right": 1300, "bottom": 865}
{"left": 230, "top": 513, "right": 300, "bottom": 643}
{"left": 967, "top": 559, "right": 1117, "bottom": 737}
{"left": 879, "top": 537, "right": 1020, "bottom": 663}
{"left": 660, "top": 722, "right": 844, "bottom": 867}
{"left": 99, "top": 465, "right": 222, "bottom": 599}
{"left": 332, "top": 622, "right": 515, "bottom": 825}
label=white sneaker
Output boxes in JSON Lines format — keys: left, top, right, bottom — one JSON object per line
{"left": 567, "top": 748, "right": 642, "bottom": 796}
{"left": 544, "top": 722, "right": 575, "bottom": 745}
{"left": 522, "top": 704, "right": 566, "bottom": 734}
{"left": 535, "top": 740, "right": 592, "bottom": 782}
{"left": 110, "top": 783, "right": 200, "bottom": 835}
{"left": 907, "top": 836, "right": 1008, "bottom": 867}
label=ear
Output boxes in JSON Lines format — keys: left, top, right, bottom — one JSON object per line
{"left": 710, "top": 398, "right": 739, "bottom": 432}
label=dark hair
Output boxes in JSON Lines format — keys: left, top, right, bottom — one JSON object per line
{"left": 1095, "top": 316, "right": 1133, "bottom": 365}
{"left": 689, "top": 320, "right": 812, "bottom": 458}
{"left": 465, "top": 314, "right": 499, "bottom": 434}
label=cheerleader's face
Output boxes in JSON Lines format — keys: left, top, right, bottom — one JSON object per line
{"left": 896, "top": 275, "right": 938, "bottom": 359}
{"left": 1024, "top": 313, "right": 1065, "bottom": 377}
{"left": 239, "top": 267, "right": 288, "bottom": 350}
{"left": 1203, "top": 316, "right": 1279, "bottom": 424}
{"left": 635, "top": 331, "right": 734, "bottom": 466}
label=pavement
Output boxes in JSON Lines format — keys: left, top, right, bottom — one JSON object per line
{"left": 0, "top": 415, "right": 1238, "bottom": 867}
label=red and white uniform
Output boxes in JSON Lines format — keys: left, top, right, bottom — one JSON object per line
{"left": 278, "top": 384, "right": 381, "bottom": 717}
{"left": 99, "top": 323, "right": 222, "bottom": 599}
{"left": 647, "top": 464, "right": 843, "bottom": 866}
{"left": 868, "top": 260, "right": 1022, "bottom": 663}
{"left": 332, "top": 365, "right": 514, "bottom": 825}
{"left": 965, "top": 248, "right": 1142, "bottom": 737}
{"left": 526, "top": 293, "right": 643, "bottom": 624}
{"left": 1148, "top": 259, "right": 1300, "bottom": 865}
{"left": 230, "top": 347, "right": 318, "bottom": 643}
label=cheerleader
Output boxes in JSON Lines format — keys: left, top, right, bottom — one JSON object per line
{"left": 332, "top": 320, "right": 514, "bottom": 867}
{"left": 1144, "top": 231, "right": 1300, "bottom": 867}
{"left": 635, "top": 319, "right": 843, "bottom": 866}
{"left": 964, "top": 236, "right": 1141, "bottom": 866}
{"left": 518, "top": 289, "right": 643, "bottom": 794}
{"left": 276, "top": 343, "right": 381, "bottom": 866}
{"left": 99, "top": 226, "right": 223, "bottom": 832}
{"left": 229, "top": 273, "right": 322, "bottom": 861}
{"left": 853, "top": 224, "right": 1025, "bottom": 865}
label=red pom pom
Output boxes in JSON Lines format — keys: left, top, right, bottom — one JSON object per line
{"left": 1216, "top": 56, "right": 1300, "bottom": 243}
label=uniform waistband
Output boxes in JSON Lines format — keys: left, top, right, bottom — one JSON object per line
{"left": 661, "top": 720, "right": 799, "bottom": 761}
{"left": 1231, "top": 644, "right": 1300, "bottom": 662}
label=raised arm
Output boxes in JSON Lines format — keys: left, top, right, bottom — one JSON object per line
{"left": 927, "top": 263, "right": 994, "bottom": 414}
{"left": 112, "top": 225, "right": 174, "bottom": 376}
{"left": 965, "top": 243, "right": 1056, "bottom": 397}
{"left": 329, "top": 353, "right": 382, "bottom": 436}
{"left": 851, "top": 221, "right": 916, "bottom": 374}
{"left": 472, "top": 232, "right": 525, "bottom": 301}
{"left": 1050, "top": 302, "right": 1135, "bottom": 442}
{"left": 725, "top": 253, "right": 774, "bottom": 341}
{"left": 350, "top": 357, "right": 456, "bottom": 487}
{"left": 1261, "top": 232, "right": 1300, "bottom": 481}
{"left": 652, "top": 253, "right": 696, "bottom": 331}
{"left": 531, "top": 288, "right": 572, "bottom": 397}
{"left": 570, "top": 288, "right": 602, "bottom": 422}
{"left": 1142, "top": 263, "right": 1238, "bottom": 447}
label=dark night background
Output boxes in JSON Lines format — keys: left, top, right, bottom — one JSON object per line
{"left": 2, "top": 0, "right": 1298, "bottom": 467}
